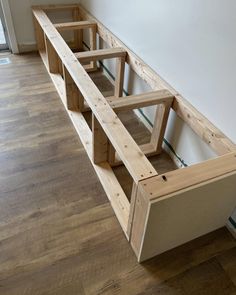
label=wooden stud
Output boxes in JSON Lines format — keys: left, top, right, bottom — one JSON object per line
{"left": 72, "top": 8, "right": 83, "bottom": 51}
{"left": 33, "top": 4, "right": 79, "bottom": 11}
{"left": 92, "top": 114, "right": 109, "bottom": 164}
{"left": 110, "top": 143, "right": 159, "bottom": 167}
{"left": 108, "top": 90, "right": 173, "bottom": 112}
{"left": 75, "top": 47, "right": 127, "bottom": 63}
{"left": 45, "top": 36, "right": 59, "bottom": 74}
{"left": 33, "top": 16, "right": 45, "bottom": 52}
{"left": 151, "top": 101, "right": 172, "bottom": 153}
{"left": 63, "top": 65, "right": 84, "bottom": 111}
{"left": 172, "top": 95, "right": 236, "bottom": 155}
{"left": 127, "top": 182, "right": 138, "bottom": 239}
{"left": 108, "top": 142, "right": 116, "bottom": 166}
{"left": 54, "top": 21, "right": 97, "bottom": 31}
{"left": 89, "top": 25, "right": 97, "bottom": 71}
{"left": 115, "top": 56, "right": 125, "bottom": 98}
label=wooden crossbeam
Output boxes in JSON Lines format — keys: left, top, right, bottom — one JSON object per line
{"left": 54, "top": 21, "right": 97, "bottom": 31}
{"left": 107, "top": 90, "right": 174, "bottom": 112}
{"left": 75, "top": 48, "right": 127, "bottom": 63}
{"left": 33, "top": 4, "right": 79, "bottom": 11}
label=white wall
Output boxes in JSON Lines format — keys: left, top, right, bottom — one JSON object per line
{"left": 8, "top": 0, "right": 80, "bottom": 50}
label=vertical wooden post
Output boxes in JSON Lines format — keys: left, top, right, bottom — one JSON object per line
{"left": 45, "top": 36, "right": 59, "bottom": 74}
{"left": 89, "top": 26, "right": 97, "bottom": 71}
{"left": 63, "top": 65, "right": 84, "bottom": 111}
{"left": 73, "top": 7, "right": 83, "bottom": 51}
{"left": 33, "top": 17, "right": 45, "bottom": 52}
{"left": 115, "top": 56, "right": 125, "bottom": 97}
{"left": 92, "top": 114, "right": 108, "bottom": 164}
{"left": 151, "top": 101, "right": 172, "bottom": 153}
{"left": 58, "top": 60, "right": 63, "bottom": 77}
{"left": 127, "top": 182, "right": 138, "bottom": 239}
{"left": 108, "top": 142, "right": 116, "bottom": 165}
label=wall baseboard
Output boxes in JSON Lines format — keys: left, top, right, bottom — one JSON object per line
{"left": 226, "top": 222, "right": 236, "bottom": 238}
{"left": 18, "top": 43, "right": 37, "bottom": 53}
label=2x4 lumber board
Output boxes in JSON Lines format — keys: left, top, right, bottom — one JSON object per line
{"left": 151, "top": 101, "right": 172, "bottom": 153}
{"left": 127, "top": 182, "right": 138, "bottom": 240}
{"left": 33, "top": 4, "right": 79, "bottom": 11}
{"left": 172, "top": 95, "right": 236, "bottom": 155}
{"left": 63, "top": 65, "right": 84, "bottom": 111}
{"left": 45, "top": 36, "right": 59, "bottom": 74}
{"left": 39, "top": 47, "right": 130, "bottom": 235}
{"left": 78, "top": 5, "right": 235, "bottom": 155}
{"left": 54, "top": 21, "right": 97, "bottom": 31}
{"left": 33, "top": 17, "right": 45, "bottom": 52}
{"left": 89, "top": 24, "right": 97, "bottom": 70}
{"left": 39, "top": 51, "right": 67, "bottom": 105}
{"left": 108, "top": 90, "right": 174, "bottom": 112}
{"left": 73, "top": 8, "right": 83, "bottom": 51}
{"left": 32, "top": 8, "right": 157, "bottom": 183}
{"left": 110, "top": 143, "right": 159, "bottom": 168}
{"left": 115, "top": 56, "right": 125, "bottom": 97}
{"left": 139, "top": 151, "right": 236, "bottom": 201}
{"left": 92, "top": 114, "right": 109, "bottom": 164}
{"left": 74, "top": 47, "right": 127, "bottom": 63}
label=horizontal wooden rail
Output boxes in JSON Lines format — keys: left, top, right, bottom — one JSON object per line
{"left": 54, "top": 21, "right": 97, "bottom": 31}
{"left": 75, "top": 48, "right": 127, "bottom": 62}
{"left": 32, "top": 7, "right": 157, "bottom": 183}
{"left": 108, "top": 90, "right": 174, "bottom": 112}
{"left": 139, "top": 151, "right": 236, "bottom": 200}
{"left": 33, "top": 4, "right": 78, "bottom": 11}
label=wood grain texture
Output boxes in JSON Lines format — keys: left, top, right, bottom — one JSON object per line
{"left": 0, "top": 53, "right": 236, "bottom": 294}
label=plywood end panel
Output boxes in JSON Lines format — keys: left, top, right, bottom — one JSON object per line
{"left": 136, "top": 172, "right": 236, "bottom": 262}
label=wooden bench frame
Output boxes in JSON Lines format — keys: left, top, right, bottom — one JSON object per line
{"left": 32, "top": 4, "right": 236, "bottom": 262}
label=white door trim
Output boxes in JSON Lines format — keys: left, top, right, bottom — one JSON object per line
{"left": 0, "top": 0, "right": 18, "bottom": 53}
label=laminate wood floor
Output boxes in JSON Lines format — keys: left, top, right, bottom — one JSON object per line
{"left": 0, "top": 52, "right": 236, "bottom": 295}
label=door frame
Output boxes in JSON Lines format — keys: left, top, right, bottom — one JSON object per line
{"left": 0, "top": 0, "right": 18, "bottom": 53}
{"left": 0, "top": 2, "right": 9, "bottom": 50}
